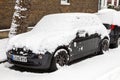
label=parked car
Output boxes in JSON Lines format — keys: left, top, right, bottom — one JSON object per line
{"left": 96, "top": 9, "right": 120, "bottom": 48}
{"left": 7, "top": 13, "right": 109, "bottom": 71}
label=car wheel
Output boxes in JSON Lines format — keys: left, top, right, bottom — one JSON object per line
{"left": 50, "top": 49, "right": 69, "bottom": 71}
{"left": 111, "top": 37, "right": 120, "bottom": 48}
{"left": 117, "top": 37, "right": 120, "bottom": 47}
{"left": 100, "top": 39, "right": 109, "bottom": 54}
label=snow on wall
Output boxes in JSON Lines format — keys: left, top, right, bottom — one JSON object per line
{"left": 7, "top": 13, "right": 109, "bottom": 54}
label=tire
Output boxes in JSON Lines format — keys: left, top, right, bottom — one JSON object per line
{"left": 117, "top": 37, "right": 120, "bottom": 47}
{"left": 111, "top": 37, "right": 120, "bottom": 48}
{"left": 100, "top": 39, "right": 109, "bottom": 54}
{"left": 50, "top": 49, "right": 69, "bottom": 71}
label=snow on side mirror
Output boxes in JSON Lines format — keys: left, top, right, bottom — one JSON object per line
{"left": 76, "top": 30, "right": 86, "bottom": 37}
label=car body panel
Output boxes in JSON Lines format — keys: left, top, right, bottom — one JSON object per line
{"left": 7, "top": 52, "right": 53, "bottom": 69}
{"left": 103, "top": 24, "right": 120, "bottom": 44}
{"left": 69, "top": 33, "right": 101, "bottom": 61}
{"left": 7, "top": 33, "right": 101, "bottom": 69}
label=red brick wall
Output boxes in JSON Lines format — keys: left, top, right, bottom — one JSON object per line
{"left": 0, "top": 0, "right": 15, "bottom": 29}
{"left": 0, "top": 0, "right": 98, "bottom": 29}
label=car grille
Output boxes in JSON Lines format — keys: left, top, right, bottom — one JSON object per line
{"left": 11, "top": 48, "right": 33, "bottom": 56}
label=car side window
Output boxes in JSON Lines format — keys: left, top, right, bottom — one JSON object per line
{"left": 76, "top": 30, "right": 86, "bottom": 37}
{"left": 103, "top": 24, "right": 111, "bottom": 29}
{"left": 75, "top": 32, "right": 89, "bottom": 42}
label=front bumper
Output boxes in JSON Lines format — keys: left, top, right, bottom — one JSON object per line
{"left": 7, "top": 52, "right": 53, "bottom": 69}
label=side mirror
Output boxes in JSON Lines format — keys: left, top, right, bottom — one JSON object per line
{"left": 85, "top": 33, "right": 89, "bottom": 37}
{"left": 76, "top": 30, "right": 85, "bottom": 37}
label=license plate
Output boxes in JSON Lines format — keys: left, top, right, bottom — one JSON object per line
{"left": 12, "top": 55, "right": 27, "bottom": 62}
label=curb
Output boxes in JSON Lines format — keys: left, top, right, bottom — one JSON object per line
{"left": 0, "top": 60, "right": 7, "bottom": 64}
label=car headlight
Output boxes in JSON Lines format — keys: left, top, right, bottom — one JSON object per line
{"left": 7, "top": 50, "right": 12, "bottom": 55}
{"left": 12, "top": 45, "right": 16, "bottom": 50}
{"left": 7, "top": 51, "right": 11, "bottom": 54}
{"left": 38, "top": 54, "right": 43, "bottom": 59}
{"left": 23, "top": 46, "right": 27, "bottom": 51}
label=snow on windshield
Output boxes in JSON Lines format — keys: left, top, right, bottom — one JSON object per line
{"left": 32, "top": 13, "right": 102, "bottom": 33}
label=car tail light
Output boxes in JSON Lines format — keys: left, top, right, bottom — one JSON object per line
{"left": 110, "top": 24, "right": 115, "bottom": 30}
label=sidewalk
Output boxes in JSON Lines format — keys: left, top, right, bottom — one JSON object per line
{"left": 0, "top": 38, "right": 8, "bottom": 62}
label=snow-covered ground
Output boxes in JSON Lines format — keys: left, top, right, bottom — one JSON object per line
{"left": 0, "top": 38, "right": 120, "bottom": 80}
{"left": 0, "top": 38, "right": 8, "bottom": 61}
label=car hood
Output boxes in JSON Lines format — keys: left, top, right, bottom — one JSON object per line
{"left": 7, "top": 30, "right": 76, "bottom": 54}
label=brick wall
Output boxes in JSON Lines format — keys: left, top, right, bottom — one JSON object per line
{"left": 0, "top": 0, "right": 98, "bottom": 29}
{"left": 0, "top": 0, "right": 15, "bottom": 29}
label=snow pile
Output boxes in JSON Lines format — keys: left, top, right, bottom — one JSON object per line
{"left": 7, "top": 13, "right": 108, "bottom": 54}
{"left": 0, "top": 39, "right": 8, "bottom": 61}
{"left": 98, "top": 9, "right": 116, "bottom": 13}
{"left": 97, "top": 9, "right": 120, "bottom": 26}
{"left": 0, "top": 29, "right": 10, "bottom": 32}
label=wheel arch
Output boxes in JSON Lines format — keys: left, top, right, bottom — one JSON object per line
{"left": 99, "top": 36, "right": 109, "bottom": 54}
{"left": 99, "top": 36, "right": 109, "bottom": 47}
{"left": 49, "top": 46, "right": 70, "bottom": 71}
{"left": 103, "top": 36, "right": 109, "bottom": 40}
{"left": 53, "top": 46, "right": 70, "bottom": 56}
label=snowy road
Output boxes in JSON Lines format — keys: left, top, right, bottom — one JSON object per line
{"left": 0, "top": 47, "right": 120, "bottom": 80}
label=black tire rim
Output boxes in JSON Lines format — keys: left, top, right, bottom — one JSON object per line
{"left": 54, "top": 49, "right": 69, "bottom": 69}
{"left": 102, "top": 39, "right": 109, "bottom": 51}
{"left": 117, "top": 37, "right": 120, "bottom": 46}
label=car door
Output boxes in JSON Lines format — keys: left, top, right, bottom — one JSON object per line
{"left": 69, "top": 32, "right": 100, "bottom": 61}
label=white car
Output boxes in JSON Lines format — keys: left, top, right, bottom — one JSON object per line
{"left": 7, "top": 13, "right": 109, "bottom": 71}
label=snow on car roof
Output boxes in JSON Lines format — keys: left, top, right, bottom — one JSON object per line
{"left": 32, "top": 13, "right": 102, "bottom": 32}
{"left": 97, "top": 9, "right": 120, "bottom": 26}
{"left": 7, "top": 13, "right": 108, "bottom": 54}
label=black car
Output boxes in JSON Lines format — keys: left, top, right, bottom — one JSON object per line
{"left": 103, "top": 24, "right": 120, "bottom": 48}
{"left": 7, "top": 13, "right": 109, "bottom": 71}
{"left": 97, "top": 9, "right": 120, "bottom": 48}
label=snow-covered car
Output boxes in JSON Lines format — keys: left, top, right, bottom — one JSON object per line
{"left": 6, "top": 13, "right": 109, "bottom": 70}
{"left": 96, "top": 9, "right": 120, "bottom": 48}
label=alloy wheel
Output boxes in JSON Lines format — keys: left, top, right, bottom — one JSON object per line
{"left": 101, "top": 39, "right": 109, "bottom": 52}
{"left": 54, "top": 49, "right": 69, "bottom": 69}
{"left": 117, "top": 37, "right": 120, "bottom": 47}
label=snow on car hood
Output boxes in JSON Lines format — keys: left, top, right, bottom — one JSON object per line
{"left": 7, "top": 13, "right": 109, "bottom": 54}
{"left": 7, "top": 30, "right": 76, "bottom": 54}
{"left": 97, "top": 9, "right": 120, "bottom": 26}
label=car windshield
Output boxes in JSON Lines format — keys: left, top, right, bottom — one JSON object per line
{"left": 31, "top": 13, "right": 102, "bottom": 34}
{"left": 31, "top": 14, "right": 75, "bottom": 33}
